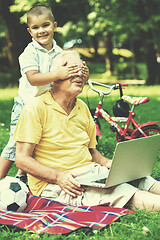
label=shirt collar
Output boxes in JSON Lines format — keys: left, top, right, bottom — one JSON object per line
{"left": 42, "top": 91, "right": 80, "bottom": 116}
{"left": 42, "top": 91, "right": 54, "bottom": 105}
{"left": 32, "top": 38, "right": 57, "bottom": 53}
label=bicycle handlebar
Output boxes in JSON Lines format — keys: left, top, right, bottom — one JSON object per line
{"left": 88, "top": 79, "right": 128, "bottom": 96}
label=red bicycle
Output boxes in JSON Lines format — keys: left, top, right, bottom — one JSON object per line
{"left": 88, "top": 80, "right": 160, "bottom": 142}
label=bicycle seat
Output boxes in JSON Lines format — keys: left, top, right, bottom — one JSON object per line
{"left": 122, "top": 95, "right": 150, "bottom": 105}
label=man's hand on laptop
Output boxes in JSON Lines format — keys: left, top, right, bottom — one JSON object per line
{"left": 103, "top": 159, "right": 112, "bottom": 169}
{"left": 89, "top": 148, "right": 112, "bottom": 169}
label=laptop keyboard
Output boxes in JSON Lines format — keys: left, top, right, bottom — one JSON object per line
{"left": 94, "top": 178, "right": 107, "bottom": 184}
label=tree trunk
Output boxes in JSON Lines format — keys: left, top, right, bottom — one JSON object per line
{"left": 130, "top": 39, "right": 137, "bottom": 79}
{"left": 92, "top": 35, "right": 99, "bottom": 59}
{"left": 157, "top": 64, "right": 160, "bottom": 84}
{"left": 0, "top": 0, "right": 30, "bottom": 68}
{"left": 146, "top": 39, "right": 157, "bottom": 85}
{"left": 104, "top": 32, "right": 114, "bottom": 76}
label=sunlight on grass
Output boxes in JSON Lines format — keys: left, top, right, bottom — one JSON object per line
{"left": 0, "top": 84, "right": 159, "bottom": 101}
{"left": 0, "top": 87, "right": 18, "bottom": 100}
{"left": 79, "top": 83, "right": 160, "bottom": 99}
{"left": 124, "top": 85, "right": 160, "bottom": 97}
{"left": 113, "top": 48, "right": 133, "bottom": 58}
{"left": 74, "top": 47, "right": 133, "bottom": 58}
{"left": 0, "top": 86, "right": 160, "bottom": 239}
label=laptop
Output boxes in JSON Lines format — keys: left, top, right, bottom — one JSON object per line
{"left": 75, "top": 135, "right": 160, "bottom": 188}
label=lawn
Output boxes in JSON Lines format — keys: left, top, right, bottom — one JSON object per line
{"left": 0, "top": 84, "right": 160, "bottom": 239}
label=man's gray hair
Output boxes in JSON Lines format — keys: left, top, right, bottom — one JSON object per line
{"left": 50, "top": 50, "right": 81, "bottom": 72}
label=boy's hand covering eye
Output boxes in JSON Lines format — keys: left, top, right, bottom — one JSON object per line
{"left": 81, "top": 61, "right": 89, "bottom": 82}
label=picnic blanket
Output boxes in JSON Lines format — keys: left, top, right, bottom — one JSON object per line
{"left": 0, "top": 195, "right": 133, "bottom": 234}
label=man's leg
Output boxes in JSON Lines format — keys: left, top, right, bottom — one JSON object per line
{"left": 0, "top": 156, "right": 13, "bottom": 178}
{"left": 148, "top": 181, "right": 160, "bottom": 195}
{"left": 128, "top": 189, "right": 160, "bottom": 212}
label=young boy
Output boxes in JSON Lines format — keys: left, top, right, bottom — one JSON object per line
{"left": 0, "top": 5, "right": 89, "bottom": 183}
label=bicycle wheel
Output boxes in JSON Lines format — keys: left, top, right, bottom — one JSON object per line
{"left": 116, "top": 128, "right": 134, "bottom": 142}
{"left": 135, "top": 124, "right": 160, "bottom": 138}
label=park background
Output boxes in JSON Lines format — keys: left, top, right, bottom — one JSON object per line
{"left": 0, "top": 0, "right": 160, "bottom": 239}
{"left": 0, "top": 0, "right": 160, "bottom": 86}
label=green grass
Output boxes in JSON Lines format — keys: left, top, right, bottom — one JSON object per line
{"left": 0, "top": 85, "right": 160, "bottom": 239}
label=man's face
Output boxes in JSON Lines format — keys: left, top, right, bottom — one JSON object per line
{"left": 68, "top": 54, "right": 84, "bottom": 90}
{"left": 55, "top": 53, "right": 85, "bottom": 96}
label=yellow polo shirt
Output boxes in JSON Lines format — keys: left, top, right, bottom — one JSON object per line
{"left": 14, "top": 91, "right": 97, "bottom": 196}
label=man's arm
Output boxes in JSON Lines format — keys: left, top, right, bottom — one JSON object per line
{"left": 89, "top": 148, "right": 112, "bottom": 169}
{"left": 15, "top": 141, "right": 83, "bottom": 197}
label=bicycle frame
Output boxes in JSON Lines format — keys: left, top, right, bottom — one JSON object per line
{"left": 88, "top": 79, "right": 160, "bottom": 141}
{"left": 94, "top": 97, "right": 160, "bottom": 141}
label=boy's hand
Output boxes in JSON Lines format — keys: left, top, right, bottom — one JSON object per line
{"left": 52, "top": 61, "right": 80, "bottom": 81}
{"left": 81, "top": 61, "right": 89, "bottom": 83}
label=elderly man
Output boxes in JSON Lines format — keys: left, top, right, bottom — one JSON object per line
{"left": 14, "top": 51, "right": 160, "bottom": 211}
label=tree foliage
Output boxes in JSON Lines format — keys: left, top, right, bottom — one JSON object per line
{"left": 87, "top": 0, "right": 160, "bottom": 84}
{"left": 0, "top": 0, "right": 160, "bottom": 85}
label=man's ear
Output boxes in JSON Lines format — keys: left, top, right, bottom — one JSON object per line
{"left": 27, "top": 27, "right": 33, "bottom": 37}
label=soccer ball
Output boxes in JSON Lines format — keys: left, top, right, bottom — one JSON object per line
{"left": 0, "top": 176, "right": 29, "bottom": 212}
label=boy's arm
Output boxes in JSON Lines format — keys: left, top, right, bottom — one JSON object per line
{"left": 26, "top": 64, "right": 80, "bottom": 86}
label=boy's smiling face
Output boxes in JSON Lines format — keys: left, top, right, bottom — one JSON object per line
{"left": 27, "top": 13, "right": 57, "bottom": 51}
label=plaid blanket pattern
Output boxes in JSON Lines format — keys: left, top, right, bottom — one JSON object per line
{"left": 0, "top": 195, "right": 133, "bottom": 234}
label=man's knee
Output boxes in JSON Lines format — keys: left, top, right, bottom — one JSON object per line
{"left": 128, "top": 189, "right": 160, "bottom": 212}
{"left": 149, "top": 181, "right": 160, "bottom": 195}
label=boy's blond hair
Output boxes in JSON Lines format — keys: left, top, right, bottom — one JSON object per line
{"left": 27, "top": 5, "right": 55, "bottom": 26}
